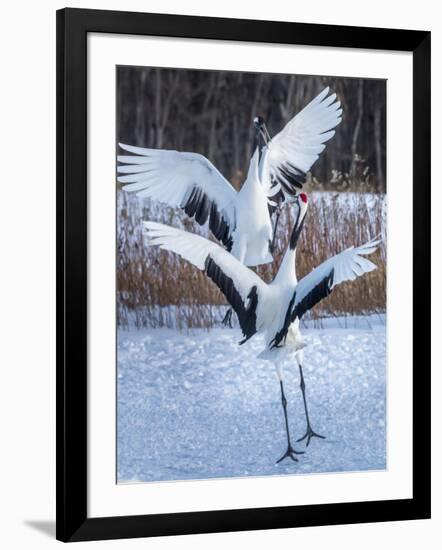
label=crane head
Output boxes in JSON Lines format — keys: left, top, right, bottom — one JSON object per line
{"left": 299, "top": 192, "right": 308, "bottom": 204}
{"left": 253, "top": 115, "right": 265, "bottom": 129}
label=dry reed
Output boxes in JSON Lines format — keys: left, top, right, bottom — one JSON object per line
{"left": 117, "top": 190, "right": 386, "bottom": 329}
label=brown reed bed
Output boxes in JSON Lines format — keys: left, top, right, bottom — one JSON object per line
{"left": 117, "top": 190, "right": 386, "bottom": 329}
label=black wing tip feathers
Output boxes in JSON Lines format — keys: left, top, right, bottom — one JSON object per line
{"left": 204, "top": 256, "right": 257, "bottom": 343}
{"left": 270, "top": 268, "right": 335, "bottom": 349}
{"left": 277, "top": 164, "right": 307, "bottom": 196}
{"left": 181, "top": 188, "right": 234, "bottom": 251}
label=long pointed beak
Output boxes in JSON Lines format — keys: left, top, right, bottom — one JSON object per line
{"left": 259, "top": 123, "right": 271, "bottom": 145}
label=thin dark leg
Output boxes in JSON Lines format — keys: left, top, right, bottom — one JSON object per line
{"left": 276, "top": 380, "right": 304, "bottom": 463}
{"left": 221, "top": 308, "right": 233, "bottom": 327}
{"left": 297, "top": 364, "right": 325, "bottom": 447}
{"left": 270, "top": 209, "right": 281, "bottom": 253}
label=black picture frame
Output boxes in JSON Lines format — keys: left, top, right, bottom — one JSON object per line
{"left": 56, "top": 7, "right": 431, "bottom": 542}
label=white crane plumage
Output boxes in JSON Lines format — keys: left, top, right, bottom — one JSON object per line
{"left": 118, "top": 87, "right": 342, "bottom": 268}
{"left": 143, "top": 193, "right": 379, "bottom": 463}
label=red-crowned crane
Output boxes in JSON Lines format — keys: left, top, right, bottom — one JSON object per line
{"left": 143, "top": 193, "right": 379, "bottom": 463}
{"left": 118, "top": 87, "right": 342, "bottom": 270}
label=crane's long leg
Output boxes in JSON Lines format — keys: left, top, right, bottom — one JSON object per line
{"left": 221, "top": 308, "right": 233, "bottom": 327}
{"left": 270, "top": 208, "right": 281, "bottom": 253}
{"left": 276, "top": 380, "right": 304, "bottom": 463}
{"left": 296, "top": 364, "right": 325, "bottom": 447}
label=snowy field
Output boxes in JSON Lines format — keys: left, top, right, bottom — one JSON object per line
{"left": 117, "top": 315, "right": 386, "bottom": 483}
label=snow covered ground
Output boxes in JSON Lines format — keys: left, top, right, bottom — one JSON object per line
{"left": 117, "top": 315, "right": 386, "bottom": 483}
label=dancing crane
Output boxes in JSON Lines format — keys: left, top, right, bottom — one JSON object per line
{"left": 118, "top": 87, "right": 342, "bottom": 269}
{"left": 143, "top": 193, "right": 379, "bottom": 463}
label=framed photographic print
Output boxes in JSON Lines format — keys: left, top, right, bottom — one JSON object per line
{"left": 56, "top": 7, "right": 431, "bottom": 542}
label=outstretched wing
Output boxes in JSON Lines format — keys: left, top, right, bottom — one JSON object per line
{"left": 261, "top": 87, "right": 342, "bottom": 198}
{"left": 144, "top": 221, "right": 268, "bottom": 343}
{"left": 271, "top": 239, "right": 380, "bottom": 348}
{"left": 118, "top": 144, "right": 237, "bottom": 250}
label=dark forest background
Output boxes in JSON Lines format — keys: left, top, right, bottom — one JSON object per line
{"left": 117, "top": 66, "right": 386, "bottom": 192}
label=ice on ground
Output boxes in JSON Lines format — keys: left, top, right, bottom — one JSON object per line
{"left": 117, "top": 315, "right": 386, "bottom": 483}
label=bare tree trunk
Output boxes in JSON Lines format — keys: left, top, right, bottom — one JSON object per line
{"left": 155, "top": 68, "right": 163, "bottom": 148}
{"left": 374, "top": 107, "right": 383, "bottom": 190}
{"left": 135, "top": 70, "right": 147, "bottom": 144}
{"left": 351, "top": 80, "right": 364, "bottom": 177}
{"left": 208, "top": 107, "right": 217, "bottom": 161}
{"left": 281, "top": 74, "right": 296, "bottom": 121}
{"left": 232, "top": 113, "right": 240, "bottom": 175}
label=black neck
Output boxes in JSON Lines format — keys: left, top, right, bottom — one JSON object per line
{"left": 289, "top": 208, "right": 306, "bottom": 250}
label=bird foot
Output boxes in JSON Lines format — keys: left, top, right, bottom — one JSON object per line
{"left": 221, "top": 308, "right": 233, "bottom": 328}
{"left": 297, "top": 426, "right": 325, "bottom": 447}
{"left": 276, "top": 444, "right": 304, "bottom": 464}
